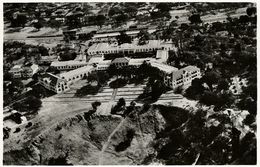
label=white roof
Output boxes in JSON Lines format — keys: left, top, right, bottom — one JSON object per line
{"left": 128, "top": 58, "right": 154, "bottom": 66}
{"left": 31, "top": 64, "right": 39, "bottom": 75}
{"left": 150, "top": 62, "right": 178, "bottom": 74}
{"left": 156, "top": 50, "right": 168, "bottom": 63}
{"left": 88, "top": 40, "right": 175, "bottom": 53}
{"left": 12, "top": 65, "right": 22, "bottom": 69}
{"left": 93, "top": 30, "right": 140, "bottom": 39}
{"left": 51, "top": 60, "right": 87, "bottom": 67}
{"left": 88, "top": 56, "right": 104, "bottom": 64}
{"left": 60, "top": 66, "right": 94, "bottom": 79}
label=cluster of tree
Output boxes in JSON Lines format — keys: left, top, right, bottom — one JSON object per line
{"left": 4, "top": 72, "right": 24, "bottom": 106}
{"left": 108, "top": 3, "right": 140, "bottom": 27}
{"left": 65, "top": 12, "right": 84, "bottom": 29}
{"left": 109, "top": 78, "right": 127, "bottom": 89}
{"left": 74, "top": 84, "right": 101, "bottom": 97}
{"left": 4, "top": 41, "right": 49, "bottom": 63}
{"left": 111, "top": 98, "right": 126, "bottom": 115}
{"left": 47, "top": 18, "right": 62, "bottom": 30}
{"left": 138, "top": 78, "right": 168, "bottom": 102}
{"left": 53, "top": 46, "right": 77, "bottom": 61}
{"left": 185, "top": 71, "right": 235, "bottom": 110}
{"left": 13, "top": 95, "right": 42, "bottom": 114}
{"left": 116, "top": 31, "right": 132, "bottom": 45}
{"left": 189, "top": 3, "right": 250, "bottom": 15}
{"left": 78, "top": 31, "right": 95, "bottom": 41}
{"left": 153, "top": 106, "right": 256, "bottom": 165}
{"left": 150, "top": 3, "right": 172, "bottom": 21}
{"left": 86, "top": 70, "right": 110, "bottom": 86}
{"left": 137, "top": 29, "right": 151, "bottom": 45}
{"left": 9, "top": 13, "right": 28, "bottom": 27}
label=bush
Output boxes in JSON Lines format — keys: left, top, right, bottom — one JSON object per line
{"left": 25, "top": 122, "right": 33, "bottom": 128}
{"left": 75, "top": 84, "right": 101, "bottom": 97}
{"left": 13, "top": 95, "right": 42, "bottom": 113}
{"left": 109, "top": 78, "right": 127, "bottom": 89}
{"left": 14, "top": 127, "right": 21, "bottom": 133}
{"left": 174, "top": 86, "right": 183, "bottom": 94}
{"left": 92, "top": 101, "right": 101, "bottom": 109}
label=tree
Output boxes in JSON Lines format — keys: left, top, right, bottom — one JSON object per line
{"left": 137, "top": 29, "right": 150, "bottom": 45}
{"left": 124, "top": 5, "right": 138, "bottom": 17}
{"left": 217, "top": 79, "right": 229, "bottom": 91}
{"left": 91, "top": 101, "right": 101, "bottom": 110}
{"left": 246, "top": 7, "right": 256, "bottom": 17}
{"left": 188, "top": 14, "right": 202, "bottom": 24}
{"left": 151, "top": 80, "right": 166, "bottom": 100}
{"left": 66, "top": 14, "right": 82, "bottom": 29}
{"left": 199, "top": 91, "right": 219, "bottom": 106}
{"left": 116, "top": 31, "right": 132, "bottom": 45}
{"left": 108, "top": 7, "right": 121, "bottom": 17}
{"left": 59, "top": 49, "right": 77, "bottom": 61}
{"left": 48, "top": 18, "right": 62, "bottom": 30}
{"left": 96, "top": 15, "right": 106, "bottom": 28}
{"left": 118, "top": 98, "right": 126, "bottom": 107}
{"left": 13, "top": 95, "right": 42, "bottom": 113}
{"left": 11, "top": 13, "right": 27, "bottom": 27}
{"left": 156, "top": 3, "right": 171, "bottom": 13}
{"left": 75, "top": 84, "right": 101, "bottom": 97}
{"left": 202, "top": 70, "right": 221, "bottom": 90}
{"left": 239, "top": 15, "right": 250, "bottom": 24}
{"left": 185, "top": 78, "right": 205, "bottom": 100}
{"left": 115, "top": 13, "right": 128, "bottom": 26}
{"left": 107, "top": 64, "right": 118, "bottom": 77}
{"left": 33, "top": 21, "right": 43, "bottom": 31}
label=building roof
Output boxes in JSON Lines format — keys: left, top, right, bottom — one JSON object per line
{"left": 12, "top": 65, "right": 23, "bottom": 69}
{"left": 111, "top": 57, "right": 130, "bottom": 64}
{"left": 41, "top": 73, "right": 64, "bottom": 86}
{"left": 31, "top": 64, "right": 39, "bottom": 75}
{"left": 60, "top": 65, "right": 94, "bottom": 79}
{"left": 88, "top": 56, "right": 104, "bottom": 64}
{"left": 93, "top": 30, "right": 140, "bottom": 39}
{"left": 150, "top": 62, "right": 178, "bottom": 74}
{"left": 128, "top": 58, "right": 154, "bottom": 66}
{"left": 51, "top": 60, "right": 87, "bottom": 67}
{"left": 156, "top": 50, "right": 169, "bottom": 63}
{"left": 88, "top": 40, "right": 175, "bottom": 53}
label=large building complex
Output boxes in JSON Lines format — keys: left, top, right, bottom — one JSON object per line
{"left": 91, "top": 29, "right": 156, "bottom": 43}
{"left": 87, "top": 40, "right": 176, "bottom": 56}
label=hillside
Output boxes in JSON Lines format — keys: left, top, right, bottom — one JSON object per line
{"left": 3, "top": 104, "right": 255, "bottom": 165}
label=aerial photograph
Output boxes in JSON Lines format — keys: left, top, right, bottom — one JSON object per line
{"left": 3, "top": 2, "right": 257, "bottom": 165}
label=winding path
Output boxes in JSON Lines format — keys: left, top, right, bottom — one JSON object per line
{"left": 98, "top": 117, "right": 126, "bottom": 165}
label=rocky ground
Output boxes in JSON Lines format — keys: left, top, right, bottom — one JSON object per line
{"left": 4, "top": 100, "right": 255, "bottom": 165}
{"left": 3, "top": 105, "right": 166, "bottom": 165}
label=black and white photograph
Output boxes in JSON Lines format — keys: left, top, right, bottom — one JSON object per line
{"left": 2, "top": 1, "right": 257, "bottom": 165}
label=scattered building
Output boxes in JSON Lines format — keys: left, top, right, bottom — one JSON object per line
{"left": 229, "top": 76, "right": 248, "bottom": 95}
{"left": 9, "top": 64, "right": 39, "bottom": 78}
{"left": 39, "top": 56, "right": 58, "bottom": 65}
{"left": 9, "top": 65, "right": 23, "bottom": 78}
{"left": 22, "top": 64, "right": 39, "bottom": 78}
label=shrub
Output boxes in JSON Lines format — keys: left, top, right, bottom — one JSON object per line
{"left": 75, "top": 84, "right": 101, "bottom": 97}
{"left": 109, "top": 78, "right": 127, "bottom": 88}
